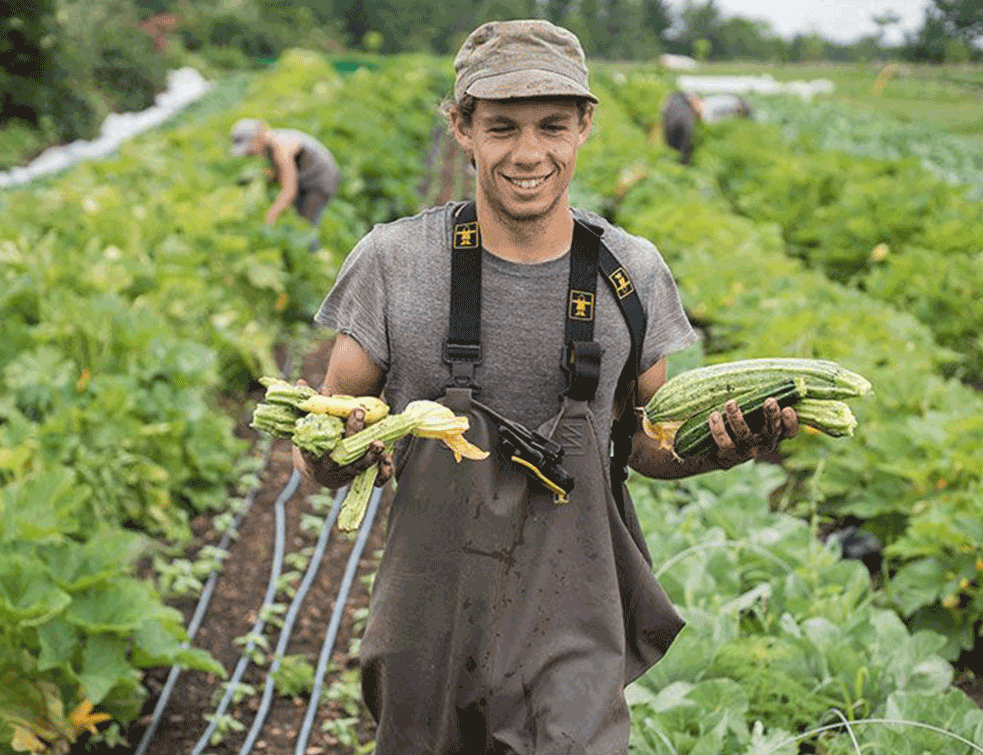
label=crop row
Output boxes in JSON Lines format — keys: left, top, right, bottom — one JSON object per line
{"left": 753, "top": 96, "right": 983, "bottom": 200}
{"left": 576, "top": 67, "right": 982, "bottom": 751}
{"left": 704, "top": 120, "right": 983, "bottom": 386}
{"left": 0, "top": 52, "right": 449, "bottom": 753}
{"left": 582, "top": 67, "right": 982, "bottom": 656}
{"left": 627, "top": 464, "right": 983, "bottom": 754}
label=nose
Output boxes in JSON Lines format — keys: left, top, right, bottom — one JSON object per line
{"left": 511, "top": 126, "right": 545, "bottom": 166}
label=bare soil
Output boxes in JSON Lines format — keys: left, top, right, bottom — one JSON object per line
{"left": 81, "top": 335, "right": 391, "bottom": 755}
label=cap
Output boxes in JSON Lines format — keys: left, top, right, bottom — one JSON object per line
{"left": 454, "top": 20, "right": 598, "bottom": 105}
{"left": 230, "top": 118, "right": 263, "bottom": 156}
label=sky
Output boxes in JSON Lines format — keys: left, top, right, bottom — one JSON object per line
{"left": 687, "top": 0, "right": 934, "bottom": 43}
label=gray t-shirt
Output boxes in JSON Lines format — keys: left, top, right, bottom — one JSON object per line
{"left": 315, "top": 201, "right": 697, "bottom": 454}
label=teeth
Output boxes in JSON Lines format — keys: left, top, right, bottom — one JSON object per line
{"left": 509, "top": 176, "right": 546, "bottom": 189}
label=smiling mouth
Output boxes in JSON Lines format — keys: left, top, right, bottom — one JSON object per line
{"left": 504, "top": 174, "right": 551, "bottom": 190}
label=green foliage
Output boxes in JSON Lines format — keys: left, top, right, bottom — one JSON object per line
{"left": 0, "top": 116, "right": 60, "bottom": 171}
{"left": 1, "top": 52, "right": 449, "bottom": 752}
{"left": 580, "top": 67, "right": 983, "bottom": 655}
{"left": 6, "top": 0, "right": 178, "bottom": 142}
{"left": 0, "top": 526, "right": 225, "bottom": 752}
{"left": 271, "top": 654, "right": 315, "bottom": 699}
{"left": 625, "top": 465, "right": 983, "bottom": 754}
{"left": 701, "top": 117, "right": 983, "bottom": 384}
{"left": 0, "top": 0, "right": 107, "bottom": 145}
{"left": 754, "top": 96, "right": 983, "bottom": 199}
{"left": 862, "top": 248, "right": 983, "bottom": 381}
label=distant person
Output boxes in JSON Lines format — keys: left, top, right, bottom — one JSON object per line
{"left": 661, "top": 91, "right": 753, "bottom": 164}
{"left": 660, "top": 91, "right": 702, "bottom": 164}
{"left": 230, "top": 119, "right": 340, "bottom": 250}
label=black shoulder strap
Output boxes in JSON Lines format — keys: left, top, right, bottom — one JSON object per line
{"left": 562, "top": 218, "right": 602, "bottom": 401}
{"left": 445, "top": 201, "right": 483, "bottom": 392}
{"left": 597, "top": 243, "right": 646, "bottom": 380}
{"left": 596, "top": 231, "right": 647, "bottom": 481}
{"left": 444, "top": 201, "right": 648, "bottom": 457}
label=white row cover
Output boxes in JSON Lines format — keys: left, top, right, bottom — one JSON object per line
{"left": 678, "top": 74, "right": 836, "bottom": 100}
{"left": 1, "top": 67, "right": 212, "bottom": 189}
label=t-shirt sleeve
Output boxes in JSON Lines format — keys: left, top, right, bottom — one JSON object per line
{"left": 638, "top": 243, "right": 699, "bottom": 374}
{"left": 314, "top": 233, "right": 391, "bottom": 371}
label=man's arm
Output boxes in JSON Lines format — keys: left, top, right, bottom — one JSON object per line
{"left": 627, "top": 358, "right": 798, "bottom": 480}
{"left": 265, "top": 139, "right": 299, "bottom": 226}
{"left": 291, "top": 334, "right": 392, "bottom": 489}
{"left": 319, "top": 334, "right": 386, "bottom": 397}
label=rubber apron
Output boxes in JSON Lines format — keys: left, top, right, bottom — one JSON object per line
{"left": 360, "top": 209, "right": 685, "bottom": 754}
{"left": 361, "top": 389, "right": 685, "bottom": 754}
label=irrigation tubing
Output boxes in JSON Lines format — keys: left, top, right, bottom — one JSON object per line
{"left": 134, "top": 341, "right": 300, "bottom": 755}
{"left": 133, "top": 437, "right": 273, "bottom": 755}
{"left": 761, "top": 717, "right": 983, "bottom": 754}
{"left": 293, "top": 483, "right": 386, "bottom": 755}
{"left": 189, "top": 467, "right": 299, "bottom": 755}
{"left": 236, "top": 485, "right": 347, "bottom": 755}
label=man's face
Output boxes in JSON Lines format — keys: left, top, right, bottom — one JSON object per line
{"left": 453, "top": 98, "right": 593, "bottom": 225}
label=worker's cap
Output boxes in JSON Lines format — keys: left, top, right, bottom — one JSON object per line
{"left": 454, "top": 20, "right": 598, "bottom": 104}
{"left": 230, "top": 118, "right": 263, "bottom": 156}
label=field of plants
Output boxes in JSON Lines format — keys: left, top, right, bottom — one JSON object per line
{"left": 1, "top": 50, "right": 982, "bottom": 754}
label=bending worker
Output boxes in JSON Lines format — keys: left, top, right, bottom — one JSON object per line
{"left": 295, "top": 19, "right": 797, "bottom": 754}
{"left": 661, "top": 90, "right": 753, "bottom": 164}
{"left": 230, "top": 118, "right": 339, "bottom": 245}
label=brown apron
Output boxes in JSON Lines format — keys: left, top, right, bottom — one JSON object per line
{"left": 359, "top": 386, "right": 685, "bottom": 754}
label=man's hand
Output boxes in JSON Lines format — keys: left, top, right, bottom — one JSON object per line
{"left": 290, "top": 381, "right": 394, "bottom": 489}
{"left": 707, "top": 396, "right": 798, "bottom": 470}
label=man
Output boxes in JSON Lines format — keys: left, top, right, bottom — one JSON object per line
{"left": 230, "top": 118, "right": 340, "bottom": 247}
{"left": 295, "top": 19, "right": 797, "bottom": 754}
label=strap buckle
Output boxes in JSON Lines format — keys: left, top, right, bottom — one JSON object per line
{"left": 443, "top": 342, "right": 482, "bottom": 393}
{"left": 563, "top": 340, "right": 602, "bottom": 402}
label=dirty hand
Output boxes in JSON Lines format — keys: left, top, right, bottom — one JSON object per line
{"left": 708, "top": 396, "right": 799, "bottom": 470}
{"left": 290, "top": 381, "right": 395, "bottom": 489}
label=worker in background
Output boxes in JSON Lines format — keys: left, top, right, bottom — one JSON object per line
{"left": 661, "top": 91, "right": 753, "bottom": 164}
{"left": 230, "top": 118, "right": 340, "bottom": 250}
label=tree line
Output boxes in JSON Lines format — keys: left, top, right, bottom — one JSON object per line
{"left": 289, "top": 0, "right": 980, "bottom": 62}
{"left": 2, "top": 0, "right": 981, "bottom": 150}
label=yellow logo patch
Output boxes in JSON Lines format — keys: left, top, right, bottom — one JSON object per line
{"left": 568, "top": 290, "right": 595, "bottom": 321}
{"left": 454, "top": 222, "right": 480, "bottom": 249}
{"left": 609, "top": 267, "right": 634, "bottom": 299}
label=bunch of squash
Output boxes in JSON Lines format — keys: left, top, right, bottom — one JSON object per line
{"left": 252, "top": 378, "right": 487, "bottom": 530}
{"left": 643, "top": 358, "right": 873, "bottom": 459}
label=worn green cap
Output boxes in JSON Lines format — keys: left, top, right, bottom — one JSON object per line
{"left": 454, "top": 20, "right": 598, "bottom": 104}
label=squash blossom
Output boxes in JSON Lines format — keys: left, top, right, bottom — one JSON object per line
{"left": 70, "top": 699, "right": 112, "bottom": 736}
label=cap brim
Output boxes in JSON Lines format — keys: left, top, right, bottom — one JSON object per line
{"left": 464, "top": 69, "right": 598, "bottom": 103}
{"left": 230, "top": 142, "right": 250, "bottom": 156}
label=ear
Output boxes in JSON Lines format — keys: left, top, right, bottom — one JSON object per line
{"left": 449, "top": 107, "right": 473, "bottom": 152}
{"left": 577, "top": 107, "right": 594, "bottom": 146}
